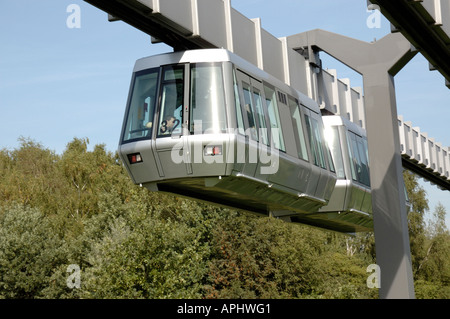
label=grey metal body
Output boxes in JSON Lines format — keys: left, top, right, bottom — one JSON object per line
{"left": 118, "top": 49, "right": 384, "bottom": 232}
{"left": 319, "top": 116, "right": 372, "bottom": 225}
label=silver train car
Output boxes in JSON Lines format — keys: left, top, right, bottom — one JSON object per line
{"left": 118, "top": 48, "right": 373, "bottom": 233}
{"left": 319, "top": 115, "right": 411, "bottom": 229}
{"left": 317, "top": 115, "right": 372, "bottom": 231}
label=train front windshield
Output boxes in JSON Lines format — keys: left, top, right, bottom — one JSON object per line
{"left": 121, "top": 63, "right": 227, "bottom": 144}
{"left": 122, "top": 68, "right": 159, "bottom": 143}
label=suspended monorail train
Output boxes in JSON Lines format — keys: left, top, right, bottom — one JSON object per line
{"left": 118, "top": 48, "right": 374, "bottom": 233}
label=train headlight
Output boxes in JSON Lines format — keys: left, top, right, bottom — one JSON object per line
{"left": 127, "top": 152, "right": 143, "bottom": 164}
{"left": 204, "top": 145, "right": 222, "bottom": 156}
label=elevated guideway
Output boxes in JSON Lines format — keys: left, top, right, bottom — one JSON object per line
{"left": 369, "top": 0, "right": 450, "bottom": 88}
{"left": 84, "top": 0, "right": 311, "bottom": 96}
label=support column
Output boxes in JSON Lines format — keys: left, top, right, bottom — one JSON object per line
{"left": 287, "top": 30, "right": 417, "bottom": 298}
{"left": 363, "top": 70, "right": 415, "bottom": 298}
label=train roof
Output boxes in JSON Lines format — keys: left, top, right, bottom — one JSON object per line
{"left": 134, "top": 48, "right": 320, "bottom": 113}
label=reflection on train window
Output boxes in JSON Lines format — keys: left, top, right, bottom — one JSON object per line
{"left": 326, "top": 137, "right": 336, "bottom": 173}
{"left": 290, "top": 99, "right": 309, "bottom": 161}
{"left": 325, "top": 126, "right": 344, "bottom": 178}
{"left": 264, "top": 85, "right": 285, "bottom": 152}
{"left": 254, "top": 89, "right": 269, "bottom": 145}
{"left": 356, "top": 136, "right": 370, "bottom": 186}
{"left": 242, "top": 82, "right": 258, "bottom": 141}
{"left": 190, "top": 63, "right": 227, "bottom": 134}
{"left": 346, "top": 132, "right": 357, "bottom": 181}
{"left": 233, "top": 69, "right": 245, "bottom": 135}
{"left": 347, "top": 131, "right": 370, "bottom": 186}
{"left": 305, "top": 115, "right": 326, "bottom": 169}
{"left": 123, "top": 68, "right": 159, "bottom": 143}
{"left": 158, "top": 65, "right": 184, "bottom": 136}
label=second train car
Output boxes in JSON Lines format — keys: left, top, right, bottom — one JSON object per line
{"left": 118, "top": 48, "right": 373, "bottom": 233}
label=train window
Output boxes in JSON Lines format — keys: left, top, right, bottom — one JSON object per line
{"left": 122, "top": 68, "right": 160, "bottom": 143}
{"left": 347, "top": 131, "right": 370, "bottom": 186}
{"left": 325, "top": 126, "right": 344, "bottom": 178}
{"left": 349, "top": 133, "right": 362, "bottom": 182}
{"left": 304, "top": 115, "right": 326, "bottom": 169}
{"left": 233, "top": 69, "right": 245, "bottom": 135}
{"left": 190, "top": 63, "right": 227, "bottom": 134}
{"left": 242, "top": 82, "right": 258, "bottom": 141}
{"left": 158, "top": 65, "right": 184, "bottom": 137}
{"left": 356, "top": 136, "right": 370, "bottom": 186}
{"left": 253, "top": 88, "right": 269, "bottom": 145}
{"left": 346, "top": 132, "right": 358, "bottom": 181}
{"left": 326, "top": 139, "right": 336, "bottom": 173}
{"left": 290, "top": 99, "right": 308, "bottom": 161}
{"left": 312, "top": 118, "right": 328, "bottom": 170}
{"left": 264, "top": 85, "right": 285, "bottom": 152}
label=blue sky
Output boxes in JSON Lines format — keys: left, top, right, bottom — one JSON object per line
{"left": 0, "top": 0, "right": 449, "bottom": 226}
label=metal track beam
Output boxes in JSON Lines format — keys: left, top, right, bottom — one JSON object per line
{"left": 84, "top": 0, "right": 211, "bottom": 50}
{"left": 370, "top": 0, "right": 450, "bottom": 88}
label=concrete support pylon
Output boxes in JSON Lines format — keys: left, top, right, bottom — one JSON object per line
{"left": 287, "top": 29, "right": 417, "bottom": 299}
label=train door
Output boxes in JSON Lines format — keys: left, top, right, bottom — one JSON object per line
{"left": 304, "top": 109, "right": 334, "bottom": 199}
{"left": 303, "top": 108, "right": 322, "bottom": 197}
{"left": 251, "top": 80, "right": 272, "bottom": 181}
{"left": 235, "top": 70, "right": 260, "bottom": 178}
{"left": 154, "top": 64, "right": 191, "bottom": 179}
{"left": 120, "top": 67, "right": 162, "bottom": 184}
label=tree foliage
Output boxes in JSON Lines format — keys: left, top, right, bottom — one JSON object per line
{"left": 403, "top": 170, "right": 450, "bottom": 298}
{"left": 0, "top": 204, "right": 68, "bottom": 298}
{"left": 0, "top": 138, "right": 448, "bottom": 299}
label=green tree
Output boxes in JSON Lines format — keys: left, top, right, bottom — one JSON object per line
{"left": 0, "top": 137, "right": 65, "bottom": 214}
{"left": 415, "top": 203, "right": 450, "bottom": 298}
{"left": 403, "top": 171, "right": 450, "bottom": 298}
{"left": 1, "top": 137, "right": 446, "bottom": 299}
{"left": 403, "top": 170, "right": 429, "bottom": 277}
{"left": 77, "top": 197, "right": 212, "bottom": 299}
{"left": 206, "top": 213, "right": 376, "bottom": 299}
{"left": 0, "top": 205, "right": 68, "bottom": 298}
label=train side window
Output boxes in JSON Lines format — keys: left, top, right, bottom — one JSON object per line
{"left": 233, "top": 69, "right": 245, "bottom": 135}
{"left": 190, "top": 63, "right": 227, "bottom": 134}
{"left": 362, "top": 137, "right": 370, "bottom": 166}
{"left": 305, "top": 115, "right": 326, "bottom": 169}
{"left": 157, "top": 65, "right": 184, "bottom": 137}
{"left": 346, "top": 131, "right": 358, "bottom": 181}
{"left": 312, "top": 118, "right": 327, "bottom": 169}
{"left": 347, "top": 131, "right": 370, "bottom": 186}
{"left": 253, "top": 88, "right": 269, "bottom": 145}
{"left": 289, "top": 99, "right": 308, "bottom": 161}
{"left": 327, "top": 147, "right": 336, "bottom": 173}
{"left": 356, "top": 136, "right": 370, "bottom": 186}
{"left": 321, "top": 120, "right": 336, "bottom": 174}
{"left": 264, "top": 85, "right": 285, "bottom": 152}
{"left": 242, "top": 82, "right": 258, "bottom": 141}
{"left": 122, "top": 68, "right": 160, "bottom": 143}
{"left": 304, "top": 115, "right": 317, "bottom": 165}
{"left": 349, "top": 132, "right": 362, "bottom": 182}
{"left": 325, "top": 127, "right": 343, "bottom": 177}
